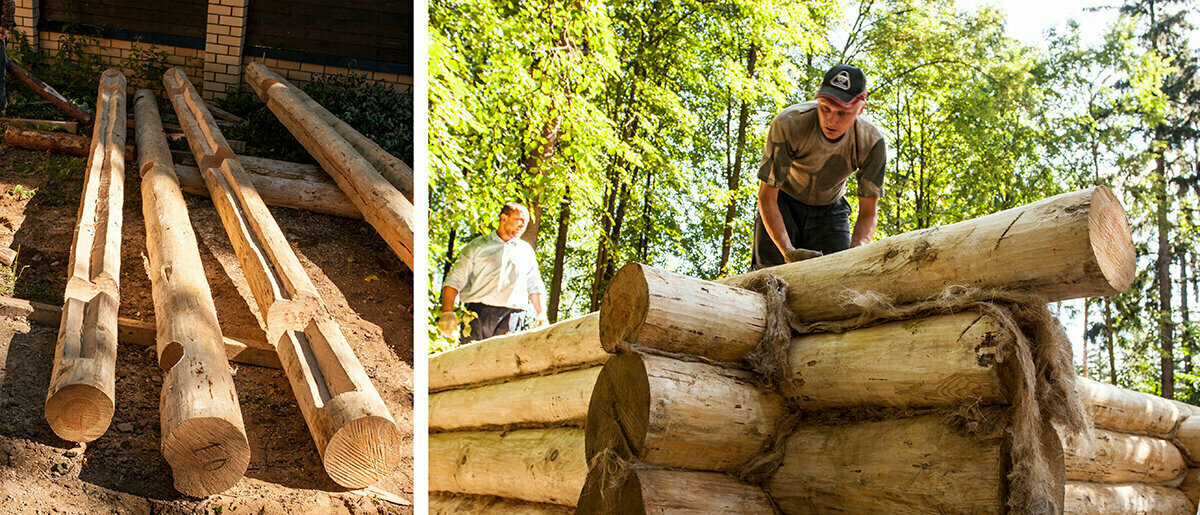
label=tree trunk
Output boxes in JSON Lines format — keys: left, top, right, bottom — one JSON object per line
{"left": 244, "top": 63, "right": 414, "bottom": 268}
{"left": 548, "top": 190, "right": 570, "bottom": 323}
{"left": 719, "top": 187, "right": 1135, "bottom": 323}
{"left": 518, "top": 116, "right": 561, "bottom": 249}
{"left": 135, "top": 89, "right": 250, "bottom": 496}
{"left": 717, "top": 46, "right": 757, "bottom": 275}
{"left": 1075, "top": 376, "right": 1181, "bottom": 435}
{"left": 1156, "top": 153, "right": 1174, "bottom": 399}
{"left": 428, "top": 313, "right": 603, "bottom": 392}
{"left": 443, "top": 230, "right": 456, "bottom": 279}
{"left": 4, "top": 126, "right": 135, "bottom": 162}
{"left": 1183, "top": 251, "right": 1192, "bottom": 374}
{"left": 429, "top": 366, "right": 602, "bottom": 431}
{"left": 1107, "top": 296, "right": 1116, "bottom": 385}
{"left": 576, "top": 467, "right": 774, "bottom": 515}
{"left": 428, "top": 428, "right": 586, "bottom": 506}
{"left": 6, "top": 59, "right": 92, "bottom": 123}
{"left": 584, "top": 352, "right": 786, "bottom": 472}
{"left": 1062, "top": 426, "right": 1185, "bottom": 483}
{"left": 1082, "top": 298, "right": 1090, "bottom": 378}
{"left": 44, "top": 70, "right": 126, "bottom": 443}
{"left": 1064, "top": 483, "right": 1194, "bottom": 514}
{"left": 590, "top": 181, "right": 629, "bottom": 310}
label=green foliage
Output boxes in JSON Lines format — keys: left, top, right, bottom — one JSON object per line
{"left": 9, "top": 185, "right": 34, "bottom": 200}
{"left": 123, "top": 40, "right": 171, "bottom": 90}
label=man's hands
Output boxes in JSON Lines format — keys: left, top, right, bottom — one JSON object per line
{"left": 437, "top": 311, "right": 458, "bottom": 337}
{"left": 784, "top": 247, "right": 823, "bottom": 263}
{"left": 534, "top": 313, "right": 549, "bottom": 327}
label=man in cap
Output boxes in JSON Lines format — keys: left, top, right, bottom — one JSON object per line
{"left": 752, "top": 63, "right": 887, "bottom": 269}
{"left": 438, "top": 202, "right": 549, "bottom": 344}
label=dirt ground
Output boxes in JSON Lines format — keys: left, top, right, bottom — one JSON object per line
{"left": 0, "top": 144, "right": 414, "bottom": 514}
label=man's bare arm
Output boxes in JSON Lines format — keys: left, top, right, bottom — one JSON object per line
{"left": 851, "top": 196, "right": 878, "bottom": 248}
{"left": 758, "top": 182, "right": 795, "bottom": 258}
{"left": 440, "top": 285, "right": 459, "bottom": 312}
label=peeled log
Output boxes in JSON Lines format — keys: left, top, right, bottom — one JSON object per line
{"left": 1176, "top": 416, "right": 1200, "bottom": 464}
{"left": 244, "top": 62, "right": 413, "bottom": 200}
{"left": 1076, "top": 376, "right": 1181, "bottom": 435}
{"left": 175, "top": 157, "right": 361, "bottom": 219}
{"left": 429, "top": 313, "right": 604, "bottom": 392}
{"left": 1062, "top": 426, "right": 1186, "bottom": 484}
{"left": 787, "top": 311, "right": 1010, "bottom": 408}
{"left": 575, "top": 467, "right": 773, "bottom": 515}
{"left": 243, "top": 62, "right": 413, "bottom": 267}
{"left": 429, "top": 366, "right": 601, "bottom": 432}
{"left": 165, "top": 68, "right": 401, "bottom": 488}
{"left": 768, "top": 413, "right": 1064, "bottom": 514}
{"left": 5, "top": 126, "right": 135, "bottom": 162}
{"left": 428, "top": 428, "right": 586, "bottom": 506}
{"left": 585, "top": 352, "right": 786, "bottom": 472}
{"left": 599, "top": 263, "right": 766, "bottom": 360}
{"left": 1065, "top": 482, "right": 1194, "bottom": 514}
{"left": 428, "top": 493, "right": 572, "bottom": 515}
{"left": 720, "top": 186, "right": 1135, "bottom": 322}
{"left": 136, "top": 88, "right": 250, "bottom": 496}
{"left": 44, "top": 69, "right": 126, "bottom": 443}
{"left": 1182, "top": 469, "right": 1200, "bottom": 509}
{"left": 6, "top": 60, "right": 92, "bottom": 124}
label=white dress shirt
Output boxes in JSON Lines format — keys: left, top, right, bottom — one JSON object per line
{"left": 444, "top": 232, "right": 546, "bottom": 310}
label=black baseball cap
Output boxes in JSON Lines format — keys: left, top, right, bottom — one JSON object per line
{"left": 816, "top": 64, "right": 867, "bottom": 108}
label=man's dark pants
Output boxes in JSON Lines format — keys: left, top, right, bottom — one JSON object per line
{"left": 751, "top": 190, "right": 852, "bottom": 270}
{"left": 461, "top": 302, "right": 523, "bottom": 345}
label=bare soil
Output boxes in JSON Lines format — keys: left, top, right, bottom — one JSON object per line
{"left": 0, "top": 144, "right": 414, "bottom": 514}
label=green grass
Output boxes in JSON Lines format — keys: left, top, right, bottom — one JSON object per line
{"left": 9, "top": 184, "right": 34, "bottom": 200}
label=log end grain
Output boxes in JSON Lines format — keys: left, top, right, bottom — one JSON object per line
{"left": 598, "top": 264, "right": 649, "bottom": 353}
{"left": 584, "top": 352, "right": 648, "bottom": 461}
{"left": 324, "top": 414, "right": 404, "bottom": 489}
{"left": 44, "top": 383, "right": 114, "bottom": 442}
{"left": 1089, "top": 186, "right": 1136, "bottom": 295}
{"left": 162, "top": 416, "right": 251, "bottom": 497}
{"left": 575, "top": 465, "right": 645, "bottom": 515}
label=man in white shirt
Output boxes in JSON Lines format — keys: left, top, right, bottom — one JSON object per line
{"left": 438, "top": 202, "right": 548, "bottom": 344}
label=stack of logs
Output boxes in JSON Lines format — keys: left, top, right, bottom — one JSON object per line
{"left": 576, "top": 186, "right": 1146, "bottom": 512}
{"left": 1064, "top": 376, "right": 1200, "bottom": 512}
{"left": 427, "top": 314, "right": 607, "bottom": 513}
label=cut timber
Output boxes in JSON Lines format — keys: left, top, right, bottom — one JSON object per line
{"left": 4, "top": 127, "right": 135, "bottom": 162}
{"left": 44, "top": 69, "right": 126, "bottom": 443}
{"left": 788, "top": 311, "right": 1010, "bottom": 408}
{"left": 1076, "top": 376, "right": 1181, "bottom": 435}
{"left": 429, "top": 366, "right": 602, "bottom": 431}
{"left": 1062, "top": 426, "right": 1185, "bottom": 483}
{"left": 585, "top": 352, "right": 787, "bottom": 471}
{"left": 768, "top": 413, "right": 1065, "bottom": 514}
{"left": 0, "top": 118, "right": 78, "bottom": 133}
{"left": 428, "top": 428, "right": 586, "bottom": 506}
{"left": 0, "top": 246, "right": 15, "bottom": 266}
{"left": 599, "top": 263, "right": 767, "bottom": 360}
{"left": 576, "top": 467, "right": 774, "bottom": 515}
{"left": 1176, "top": 416, "right": 1200, "bottom": 464}
{"left": 1175, "top": 399, "right": 1200, "bottom": 418}
{"left": 164, "top": 68, "right": 400, "bottom": 488}
{"left": 244, "top": 62, "right": 413, "bottom": 200}
{"left": 0, "top": 296, "right": 280, "bottom": 369}
{"left": 1064, "top": 482, "right": 1194, "bottom": 514}
{"left": 429, "top": 313, "right": 604, "bottom": 392}
{"left": 1182, "top": 469, "right": 1200, "bottom": 508}
{"left": 174, "top": 159, "right": 361, "bottom": 219}
{"left": 428, "top": 493, "right": 573, "bottom": 515}
{"left": 243, "top": 62, "right": 413, "bottom": 267}
{"left": 6, "top": 60, "right": 92, "bottom": 124}
{"left": 721, "top": 187, "right": 1136, "bottom": 322}
{"left": 135, "top": 89, "right": 250, "bottom": 496}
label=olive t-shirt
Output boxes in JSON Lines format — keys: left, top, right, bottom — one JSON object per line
{"left": 757, "top": 101, "right": 887, "bottom": 206}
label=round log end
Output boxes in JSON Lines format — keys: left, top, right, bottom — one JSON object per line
{"left": 323, "top": 415, "right": 403, "bottom": 488}
{"left": 44, "top": 384, "right": 115, "bottom": 442}
{"left": 599, "top": 264, "right": 650, "bottom": 353}
{"left": 584, "top": 352, "right": 649, "bottom": 461}
{"left": 575, "top": 465, "right": 644, "bottom": 515}
{"left": 162, "top": 417, "right": 251, "bottom": 497}
{"left": 1088, "top": 186, "right": 1136, "bottom": 294}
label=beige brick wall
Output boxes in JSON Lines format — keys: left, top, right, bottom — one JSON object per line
{"left": 243, "top": 55, "right": 413, "bottom": 91}
{"left": 38, "top": 31, "right": 205, "bottom": 89}
{"left": 202, "top": 0, "right": 248, "bottom": 100}
{"left": 11, "top": 0, "right": 39, "bottom": 52}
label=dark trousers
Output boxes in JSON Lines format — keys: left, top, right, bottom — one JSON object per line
{"left": 461, "top": 302, "right": 522, "bottom": 345}
{"left": 751, "top": 191, "right": 851, "bottom": 270}
{"left": 1, "top": 35, "right": 7, "bottom": 114}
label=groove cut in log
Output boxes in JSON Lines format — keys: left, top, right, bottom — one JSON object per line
{"left": 787, "top": 311, "right": 1011, "bottom": 408}
{"left": 585, "top": 352, "right": 787, "bottom": 472}
{"left": 4, "top": 126, "right": 135, "bottom": 162}
{"left": 768, "top": 413, "right": 1065, "bottom": 514}
{"left": 7, "top": 60, "right": 92, "bottom": 124}
{"left": 244, "top": 62, "right": 413, "bottom": 200}
{"left": 136, "top": 88, "right": 250, "bottom": 496}
{"left": 428, "top": 428, "right": 586, "bottom": 506}
{"left": 720, "top": 186, "right": 1136, "bottom": 322}
{"left": 1062, "top": 426, "right": 1186, "bottom": 484}
{"left": 1064, "top": 482, "right": 1194, "bottom": 514}
{"left": 428, "top": 493, "right": 573, "bottom": 515}
{"left": 429, "top": 313, "right": 605, "bottom": 392}
{"left": 599, "top": 263, "right": 767, "bottom": 361}
{"left": 429, "top": 366, "right": 602, "bottom": 432}
{"left": 165, "top": 68, "right": 400, "bottom": 488}
{"left": 243, "top": 62, "right": 414, "bottom": 268}
{"left": 1076, "top": 376, "right": 1181, "bottom": 436}
{"left": 174, "top": 159, "right": 361, "bottom": 219}
{"left": 575, "top": 466, "right": 774, "bottom": 515}
{"left": 44, "top": 69, "right": 126, "bottom": 443}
